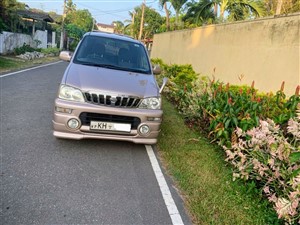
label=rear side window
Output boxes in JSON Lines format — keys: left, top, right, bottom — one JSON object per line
{"left": 73, "top": 35, "right": 151, "bottom": 74}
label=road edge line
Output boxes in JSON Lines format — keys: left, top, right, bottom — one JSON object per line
{"left": 145, "top": 145, "right": 184, "bottom": 225}
{"left": 0, "top": 61, "right": 63, "bottom": 78}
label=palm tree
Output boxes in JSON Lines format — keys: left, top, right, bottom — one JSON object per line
{"left": 127, "top": 9, "right": 138, "bottom": 38}
{"left": 183, "top": 0, "right": 216, "bottom": 25}
{"left": 112, "top": 21, "right": 124, "bottom": 34}
{"left": 159, "top": 0, "right": 170, "bottom": 31}
{"left": 170, "top": 0, "right": 188, "bottom": 25}
{"left": 186, "top": 0, "right": 265, "bottom": 23}
{"left": 223, "top": 0, "right": 265, "bottom": 21}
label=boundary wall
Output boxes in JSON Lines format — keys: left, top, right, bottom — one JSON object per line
{"left": 0, "top": 30, "right": 48, "bottom": 54}
{"left": 151, "top": 13, "right": 300, "bottom": 96}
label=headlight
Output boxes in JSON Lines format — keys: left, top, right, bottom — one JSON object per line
{"left": 139, "top": 97, "right": 161, "bottom": 110}
{"left": 58, "top": 85, "right": 85, "bottom": 102}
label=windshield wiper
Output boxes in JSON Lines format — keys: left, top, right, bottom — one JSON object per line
{"left": 79, "top": 62, "right": 109, "bottom": 68}
{"left": 80, "top": 62, "right": 124, "bottom": 70}
{"left": 79, "top": 62, "right": 150, "bottom": 74}
{"left": 125, "top": 68, "right": 149, "bottom": 74}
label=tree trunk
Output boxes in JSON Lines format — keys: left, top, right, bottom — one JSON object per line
{"left": 275, "top": 0, "right": 283, "bottom": 15}
{"left": 164, "top": 2, "right": 170, "bottom": 31}
{"left": 175, "top": 10, "right": 179, "bottom": 27}
{"left": 214, "top": 3, "right": 218, "bottom": 17}
{"left": 138, "top": 2, "right": 145, "bottom": 40}
{"left": 131, "top": 12, "right": 135, "bottom": 37}
{"left": 220, "top": 9, "right": 224, "bottom": 20}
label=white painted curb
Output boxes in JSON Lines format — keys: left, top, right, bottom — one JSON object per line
{"left": 145, "top": 145, "right": 184, "bottom": 225}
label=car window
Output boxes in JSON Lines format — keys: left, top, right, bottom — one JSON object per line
{"left": 73, "top": 35, "right": 151, "bottom": 74}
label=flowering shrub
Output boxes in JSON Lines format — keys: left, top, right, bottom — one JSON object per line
{"left": 224, "top": 117, "right": 300, "bottom": 224}
{"left": 152, "top": 58, "right": 300, "bottom": 223}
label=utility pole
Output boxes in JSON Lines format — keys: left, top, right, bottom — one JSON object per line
{"left": 60, "top": 0, "right": 66, "bottom": 50}
{"left": 138, "top": 0, "right": 145, "bottom": 41}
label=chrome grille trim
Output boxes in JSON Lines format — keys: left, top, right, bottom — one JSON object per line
{"left": 84, "top": 92, "right": 141, "bottom": 108}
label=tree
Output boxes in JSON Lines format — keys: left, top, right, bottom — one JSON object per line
{"left": 126, "top": 10, "right": 137, "bottom": 37}
{"left": 264, "top": 0, "right": 300, "bottom": 15}
{"left": 184, "top": 0, "right": 265, "bottom": 23}
{"left": 113, "top": 21, "right": 125, "bottom": 34}
{"left": 170, "top": 0, "right": 188, "bottom": 25}
{"left": 127, "top": 5, "right": 164, "bottom": 40}
{"left": 183, "top": 0, "right": 216, "bottom": 26}
{"left": 0, "top": 0, "right": 26, "bottom": 32}
{"left": 66, "top": 0, "right": 76, "bottom": 14}
{"left": 65, "top": 9, "right": 94, "bottom": 32}
{"left": 65, "top": 23, "right": 84, "bottom": 41}
{"left": 159, "top": 0, "right": 170, "bottom": 31}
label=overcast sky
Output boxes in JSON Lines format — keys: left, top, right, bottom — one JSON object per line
{"left": 19, "top": 0, "right": 168, "bottom": 25}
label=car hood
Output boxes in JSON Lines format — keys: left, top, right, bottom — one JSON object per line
{"left": 63, "top": 63, "right": 159, "bottom": 97}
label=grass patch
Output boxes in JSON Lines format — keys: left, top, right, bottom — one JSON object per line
{"left": 157, "top": 98, "right": 282, "bottom": 225}
{"left": 0, "top": 56, "right": 59, "bottom": 74}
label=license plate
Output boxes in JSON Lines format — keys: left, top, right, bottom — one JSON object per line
{"left": 90, "top": 121, "right": 131, "bottom": 132}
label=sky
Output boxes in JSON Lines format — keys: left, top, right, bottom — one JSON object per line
{"left": 19, "top": 0, "right": 168, "bottom": 25}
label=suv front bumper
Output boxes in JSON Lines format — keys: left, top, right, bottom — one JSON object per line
{"left": 52, "top": 99, "right": 163, "bottom": 144}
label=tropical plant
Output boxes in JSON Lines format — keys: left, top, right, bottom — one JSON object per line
{"left": 65, "top": 23, "right": 84, "bottom": 41}
{"left": 126, "top": 5, "right": 164, "bottom": 40}
{"left": 112, "top": 20, "right": 125, "bottom": 34}
{"left": 184, "top": 0, "right": 265, "bottom": 23}
{"left": 169, "top": 0, "right": 188, "bottom": 25}
{"left": 153, "top": 58, "right": 300, "bottom": 223}
{"left": 159, "top": 0, "right": 171, "bottom": 31}
{"left": 224, "top": 118, "right": 300, "bottom": 224}
{"left": 0, "top": 0, "right": 26, "bottom": 32}
{"left": 65, "top": 9, "right": 94, "bottom": 33}
{"left": 66, "top": 0, "right": 76, "bottom": 14}
{"left": 266, "top": 0, "right": 300, "bottom": 15}
{"left": 183, "top": 0, "right": 216, "bottom": 25}
{"left": 14, "top": 43, "right": 36, "bottom": 55}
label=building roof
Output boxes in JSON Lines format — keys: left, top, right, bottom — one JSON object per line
{"left": 97, "top": 23, "right": 115, "bottom": 29}
{"left": 17, "top": 10, "right": 54, "bottom": 22}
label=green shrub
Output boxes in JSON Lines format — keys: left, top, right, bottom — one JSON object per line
{"left": 14, "top": 43, "right": 36, "bottom": 55}
{"left": 155, "top": 58, "right": 300, "bottom": 224}
{"left": 165, "top": 64, "right": 198, "bottom": 87}
{"left": 41, "top": 47, "right": 60, "bottom": 56}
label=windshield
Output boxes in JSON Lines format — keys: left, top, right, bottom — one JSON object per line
{"left": 73, "top": 35, "right": 151, "bottom": 74}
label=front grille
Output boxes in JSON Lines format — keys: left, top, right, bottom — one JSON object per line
{"left": 84, "top": 92, "right": 141, "bottom": 108}
{"left": 79, "top": 112, "right": 141, "bottom": 129}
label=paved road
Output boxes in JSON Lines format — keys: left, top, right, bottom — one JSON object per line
{"left": 0, "top": 62, "right": 191, "bottom": 225}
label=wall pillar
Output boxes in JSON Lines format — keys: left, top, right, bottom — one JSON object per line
{"left": 52, "top": 31, "right": 56, "bottom": 48}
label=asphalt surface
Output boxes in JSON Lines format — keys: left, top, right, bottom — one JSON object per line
{"left": 0, "top": 62, "right": 191, "bottom": 225}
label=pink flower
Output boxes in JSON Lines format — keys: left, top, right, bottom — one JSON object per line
{"left": 263, "top": 186, "right": 270, "bottom": 194}
{"left": 225, "top": 150, "right": 236, "bottom": 160}
{"left": 275, "top": 197, "right": 291, "bottom": 219}
{"left": 268, "top": 158, "right": 275, "bottom": 168}
{"left": 236, "top": 127, "right": 243, "bottom": 137}
{"left": 268, "top": 193, "right": 277, "bottom": 203}
{"left": 287, "top": 118, "right": 300, "bottom": 138}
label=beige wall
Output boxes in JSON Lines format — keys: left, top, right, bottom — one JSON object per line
{"left": 151, "top": 14, "right": 300, "bottom": 96}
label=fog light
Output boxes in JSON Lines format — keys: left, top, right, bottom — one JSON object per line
{"left": 147, "top": 117, "right": 161, "bottom": 121}
{"left": 67, "top": 118, "right": 80, "bottom": 129}
{"left": 55, "top": 106, "right": 72, "bottom": 114}
{"left": 139, "top": 124, "right": 150, "bottom": 135}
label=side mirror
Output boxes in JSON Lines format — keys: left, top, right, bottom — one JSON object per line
{"left": 153, "top": 65, "right": 161, "bottom": 75}
{"left": 59, "top": 51, "right": 72, "bottom": 62}
{"left": 159, "top": 77, "right": 168, "bottom": 94}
